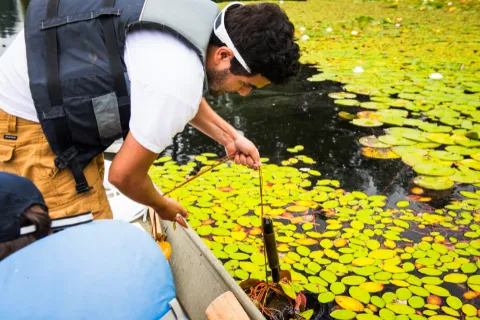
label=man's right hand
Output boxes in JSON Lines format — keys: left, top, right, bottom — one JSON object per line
{"left": 154, "top": 197, "right": 189, "bottom": 229}
{"left": 110, "top": 133, "right": 190, "bottom": 229}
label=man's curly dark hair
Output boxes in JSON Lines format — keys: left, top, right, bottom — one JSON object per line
{"left": 210, "top": 3, "right": 301, "bottom": 84}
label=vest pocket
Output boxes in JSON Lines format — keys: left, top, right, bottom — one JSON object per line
{"left": 92, "top": 92, "right": 123, "bottom": 146}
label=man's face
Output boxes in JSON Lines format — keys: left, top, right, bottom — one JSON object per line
{"left": 206, "top": 47, "right": 271, "bottom": 97}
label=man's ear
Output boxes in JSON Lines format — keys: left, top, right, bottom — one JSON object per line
{"left": 214, "top": 46, "right": 234, "bottom": 64}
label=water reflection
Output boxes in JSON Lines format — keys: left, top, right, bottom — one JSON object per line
{"left": 0, "top": 0, "right": 26, "bottom": 55}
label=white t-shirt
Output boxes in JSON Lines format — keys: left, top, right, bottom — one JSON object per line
{"left": 0, "top": 29, "right": 204, "bottom": 154}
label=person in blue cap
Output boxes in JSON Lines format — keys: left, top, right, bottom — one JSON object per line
{"left": 0, "top": 171, "right": 185, "bottom": 319}
{"left": 0, "top": 172, "right": 51, "bottom": 261}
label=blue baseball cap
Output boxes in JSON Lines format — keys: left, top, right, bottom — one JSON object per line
{"left": 0, "top": 172, "right": 48, "bottom": 242}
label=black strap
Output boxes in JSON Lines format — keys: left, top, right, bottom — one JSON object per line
{"left": 45, "top": 0, "right": 91, "bottom": 194}
{"left": 45, "top": 0, "right": 62, "bottom": 108}
{"left": 101, "top": 0, "right": 128, "bottom": 98}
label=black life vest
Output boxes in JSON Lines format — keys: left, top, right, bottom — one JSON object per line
{"left": 25, "top": 0, "right": 219, "bottom": 193}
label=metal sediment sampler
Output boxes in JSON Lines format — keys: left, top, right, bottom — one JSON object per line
{"left": 262, "top": 217, "right": 280, "bottom": 283}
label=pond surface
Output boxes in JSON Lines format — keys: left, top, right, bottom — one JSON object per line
{"left": 0, "top": 0, "right": 25, "bottom": 56}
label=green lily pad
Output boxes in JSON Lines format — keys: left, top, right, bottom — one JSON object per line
{"left": 329, "top": 92, "right": 357, "bottom": 99}
{"left": 330, "top": 310, "right": 357, "bottom": 320}
{"left": 359, "top": 136, "right": 390, "bottom": 148}
{"left": 455, "top": 135, "right": 480, "bottom": 147}
{"left": 375, "top": 109, "right": 409, "bottom": 118}
{"left": 413, "top": 163, "right": 455, "bottom": 176}
{"left": 377, "top": 116, "right": 405, "bottom": 126}
{"left": 426, "top": 133, "right": 456, "bottom": 145}
{"left": 413, "top": 176, "right": 454, "bottom": 190}
{"left": 408, "top": 296, "right": 425, "bottom": 309}
{"left": 462, "top": 304, "right": 477, "bottom": 317}
{"left": 458, "top": 159, "right": 480, "bottom": 170}
{"left": 443, "top": 273, "right": 468, "bottom": 284}
{"left": 378, "top": 135, "right": 418, "bottom": 146}
{"left": 239, "top": 261, "right": 260, "bottom": 273}
{"left": 445, "top": 146, "right": 477, "bottom": 155}
{"left": 461, "top": 263, "right": 478, "bottom": 274}
{"left": 446, "top": 296, "right": 463, "bottom": 310}
{"left": 342, "top": 275, "right": 367, "bottom": 286}
{"left": 408, "top": 285, "right": 430, "bottom": 297}
{"left": 361, "top": 102, "right": 389, "bottom": 110}
{"left": 429, "top": 151, "right": 464, "bottom": 161}
{"left": 235, "top": 269, "right": 249, "bottom": 280}
{"left": 392, "top": 146, "right": 428, "bottom": 157}
{"left": 320, "top": 270, "right": 338, "bottom": 283}
{"left": 303, "top": 283, "right": 327, "bottom": 293}
{"left": 297, "top": 246, "right": 311, "bottom": 257}
{"left": 424, "top": 284, "right": 450, "bottom": 297}
{"left": 386, "top": 303, "right": 415, "bottom": 315}
{"left": 318, "top": 292, "right": 336, "bottom": 303}
{"left": 330, "top": 282, "right": 346, "bottom": 294}
{"left": 335, "top": 99, "right": 361, "bottom": 106}
{"left": 229, "top": 252, "right": 250, "bottom": 261}
{"left": 419, "top": 124, "right": 452, "bottom": 133}
{"left": 349, "top": 286, "right": 371, "bottom": 304}
{"left": 352, "top": 118, "right": 384, "bottom": 127}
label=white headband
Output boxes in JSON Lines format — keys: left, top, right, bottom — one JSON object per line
{"left": 213, "top": 2, "right": 251, "bottom": 73}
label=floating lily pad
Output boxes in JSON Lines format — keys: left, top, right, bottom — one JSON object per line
{"left": 446, "top": 296, "right": 463, "bottom": 310}
{"left": 375, "top": 109, "right": 409, "bottom": 118}
{"left": 329, "top": 92, "right": 357, "bottom": 99}
{"left": 330, "top": 310, "right": 357, "bottom": 320}
{"left": 352, "top": 118, "right": 384, "bottom": 127}
{"left": 335, "top": 296, "right": 365, "bottom": 312}
{"left": 462, "top": 304, "right": 477, "bottom": 317}
{"left": 318, "top": 292, "right": 336, "bottom": 303}
{"left": 424, "top": 284, "right": 450, "bottom": 297}
{"left": 429, "top": 151, "right": 464, "bottom": 161}
{"left": 335, "top": 99, "right": 361, "bottom": 106}
{"left": 349, "top": 286, "right": 371, "bottom": 304}
{"left": 378, "top": 135, "right": 418, "bottom": 146}
{"left": 361, "top": 147, "right": 401, "bottom": 159}
{"left": 359, "top": 136, "right": 390, "bottom": 148}
{"left": 342, "top": 275, "right": 367, "bottom": 286}
{"left": 386, "top": 303, "right": 415, "bottom": 315}
{"left": 443, "top": 273, "right": 468, "bottom": 284}
{"left": 403, "top": 130, "right": 430, "bottom": 142}
{"left": 361, "top": 102, "right": 389, "bottom": 110}
{"left": 413, "top": 176, "right": 454, "bottom": 190}
{"left": 426, "top": 133, "right": 456, "bottom": 145}
{"left": 408, "top": 296, "right": 425, "bottom": 309}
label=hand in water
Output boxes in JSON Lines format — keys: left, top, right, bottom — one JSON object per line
{"left": 155, "top": 198, "right": 189, "bottom": 229}
{"left": 224, "top": 136, "right": 261, "bottom": 170}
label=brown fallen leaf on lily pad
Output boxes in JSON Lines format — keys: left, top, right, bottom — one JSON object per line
{"left": 361, "top": 147, "right": 401, "bottom": 159}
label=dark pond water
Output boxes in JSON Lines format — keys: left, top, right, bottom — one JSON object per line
{"left": 1, "top": 0, "right": 469, "bottom": 213}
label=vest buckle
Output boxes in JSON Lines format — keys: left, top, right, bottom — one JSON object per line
{"left": 75, "top": 181, "right": 93, "bottom": 194}
{"left": 54, "top": 147, "right": 79, "bottom": 169}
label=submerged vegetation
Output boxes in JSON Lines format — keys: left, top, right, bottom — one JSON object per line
{"left": 149, "top": 0, "right": 480, "bottom": 319}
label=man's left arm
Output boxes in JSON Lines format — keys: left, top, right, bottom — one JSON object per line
{"left": 189, "top": 97, "right": 260, "bottom": 169}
